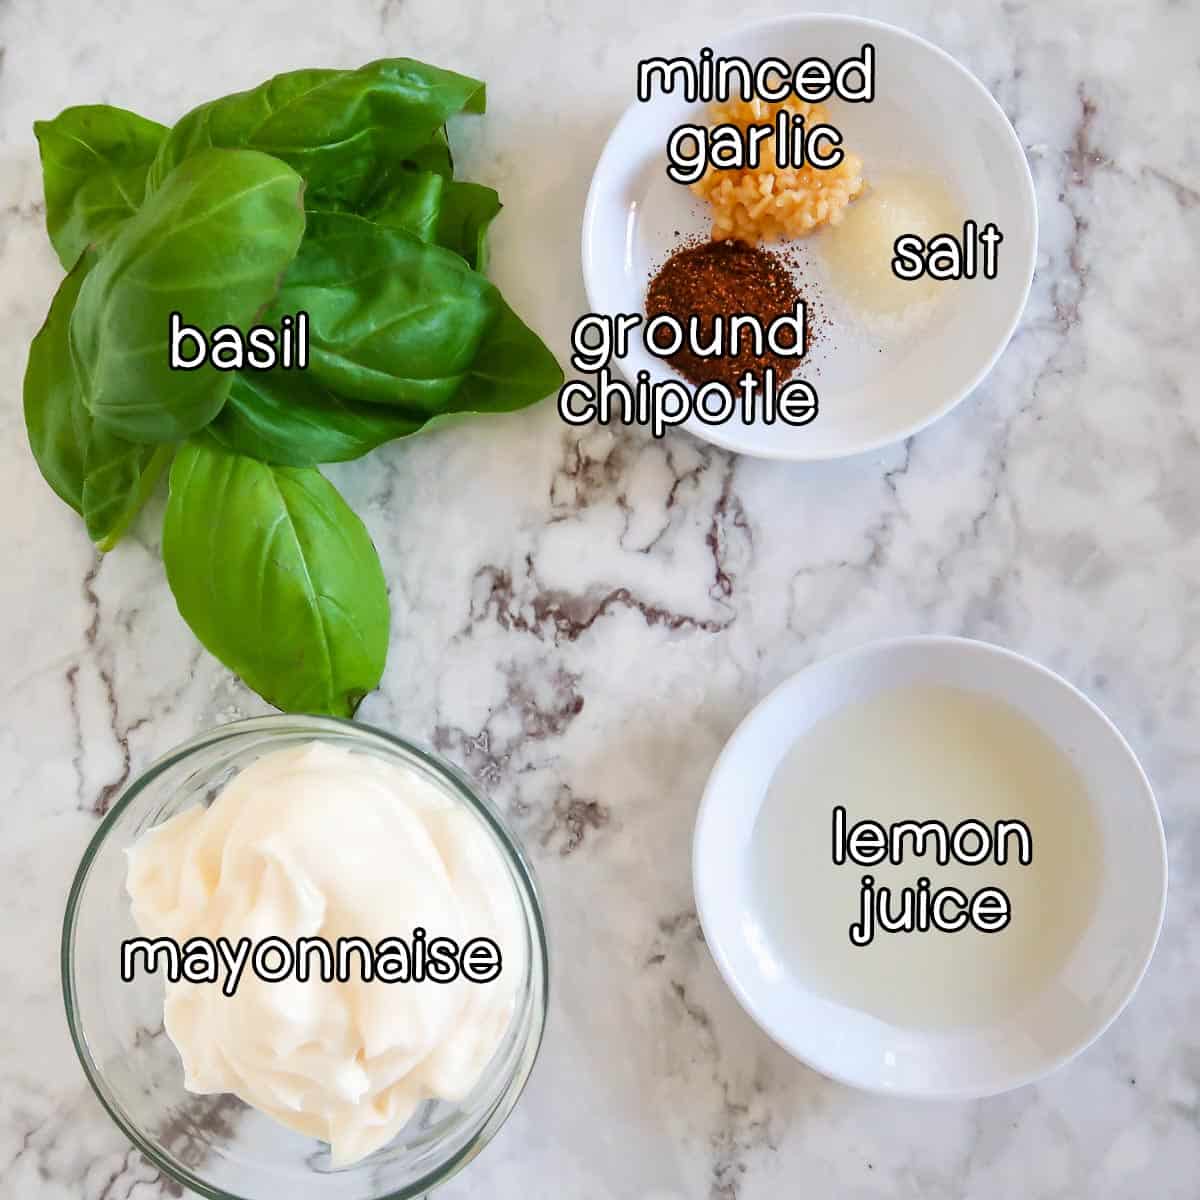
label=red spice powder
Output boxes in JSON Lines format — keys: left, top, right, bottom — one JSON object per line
{"left": 645, "top": 239, "right": 817, "bottom": 390}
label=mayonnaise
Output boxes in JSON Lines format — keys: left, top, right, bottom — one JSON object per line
{"left": 125, "top": 741, "right": 525, "bottom": 1165}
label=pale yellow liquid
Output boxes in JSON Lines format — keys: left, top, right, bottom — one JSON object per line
{"left": 751, "top": 685, "right": 1101, "bottom": 1029}
{"left": 819, "top": 172, "right": 962, "bottom": 320}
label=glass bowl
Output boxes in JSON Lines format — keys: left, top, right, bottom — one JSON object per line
{"left": 62, "top": 715, "right": 549, "bottom": 1200}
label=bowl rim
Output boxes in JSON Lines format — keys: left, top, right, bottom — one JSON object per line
{"left": 61, "top": 713, "right": 550, "bottom": 1200}
{"left": 691, "top": 634, "right": 1169, "bottom": 1098}
{"left": 580, "top": 12, "right": 1040, "bottom": 461}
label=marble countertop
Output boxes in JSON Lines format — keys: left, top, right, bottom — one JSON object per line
{"left": 2, "top": 0, "right": 1198, "bottom": 1196}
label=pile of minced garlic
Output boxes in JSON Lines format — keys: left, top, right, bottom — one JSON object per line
{"left": 691, "top": 96, "right": 865, "bottom": 243}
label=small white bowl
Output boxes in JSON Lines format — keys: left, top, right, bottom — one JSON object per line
{"left": 582, "top": 14, "right": 1038, "bottom": 460}
{"left": 692, "top": 637, "right": 1167, "bottom": 1098}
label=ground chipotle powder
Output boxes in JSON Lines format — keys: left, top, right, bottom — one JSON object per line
{"left": 645, "top": 239, "right": 810, "bottom": 390}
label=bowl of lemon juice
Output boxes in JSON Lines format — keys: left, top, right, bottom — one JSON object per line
{"left": 693, "top": 636, "right": 1166, "bottom": 1097}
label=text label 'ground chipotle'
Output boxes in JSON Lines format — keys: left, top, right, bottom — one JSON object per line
{"left": 562, "top": 238, "right": 821, "bottom": 439}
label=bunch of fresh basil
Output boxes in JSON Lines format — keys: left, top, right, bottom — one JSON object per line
{"left": 24, "top": 59, "right": 562, "bottom": 717}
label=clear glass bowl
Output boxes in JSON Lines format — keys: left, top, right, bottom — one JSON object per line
{"left": 62, "top": 715, "right": 549, "bottom": 1200}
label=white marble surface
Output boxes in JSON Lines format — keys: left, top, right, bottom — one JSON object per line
{"left": 1, "top": 0, "right": 1198, "bottom": 1196}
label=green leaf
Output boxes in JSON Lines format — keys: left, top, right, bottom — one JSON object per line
{"left": 435, "top": 180, "right": 501, "bottom": 273}
{"left": 266, "top": 212, "right": 561, "bottom": 416}
{"left": 70, "top": 148, "right": 306, "bottom": 444}
{"left": 361, "top": 172, "right": 501, "bottom": 271}
{"left": 267, "top": 211, "right": 494, "bottom": 410}
{"left": 147, "top": 59, "right": 484, "bottom": 208}
{"left": 406, "top": 126, "right": 454, "bottom": 177}
{"left": 24, "top": 254, "right": 93, "bottom": 514}
{"left": 33, "top": 105, "right": 167, "bottom": 269}
{"left": 208, "top": 371, "right": 420, "bottom": 466}
{"left": 210, "top": 280, "right": 557, "bottom": 467}
{"left": 360, "top": 169, "right": 445, "bottom": 242}
{"left": 163, "top": 439, "right": 389, "bottom": 716}
{"left": 84, "top": 435, "right": 173, "bottom": 551}
{"left": 24, "top": 250, "right": 169, "bottom": 548}
{"left": 454, "top": 292, "right": 566, "bottom": 414}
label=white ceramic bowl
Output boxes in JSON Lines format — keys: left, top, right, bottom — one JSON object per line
{"left": 692, "top": 637, "right": 1167, "bottom": 1098}
{"left": 581, "top": 15, "right": 1038, "bottom": 460}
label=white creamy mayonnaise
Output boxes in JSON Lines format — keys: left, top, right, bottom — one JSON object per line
{"left": 125, "top": 741, "right": 524, "bottom": 1165}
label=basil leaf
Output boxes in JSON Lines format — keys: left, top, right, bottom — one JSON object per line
{"left": 362, "top": 173, "right": 501, "bottom": 271}
{"left": 147, "top": 59, "right": 484, "bottom": 208}
{"left": 83, "top": 434, "right": 173, "bottom": 551}
{"left": 361, "top": 169, "right": 445, "bottom": 242}
{"left": 163, "top": 439, "right": 389, "bottom": 716}
{"left": 24, "top": 254, "right": 93, "bottom": 514}
{"left": 24, "top": 250, "right": 168, "bottom": 548}
{"left": 453, "top": 292, "right": 566, "bottom": 414}
{"left": 267, "top": 212, "right": 561, "bottom": 415}
{"left": 268, "top": 211, "right": 494, "bottom": 409}
{"left": 210, "top": 287, "right": 556, "bottom": 466}
{"left": 33, "top": 105, "right": 167, "bottom": 269}
{"left": 208, "top": 371, "right": 419, "bottom": 466}
{"left": 436, "top": 180, "right": 501, "bottom": 273}
{"left": 406, "top": 127, "right": 454, "bottom": 177}
{"left": 70, "top": 148, "right": 306, "bottom": 444}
